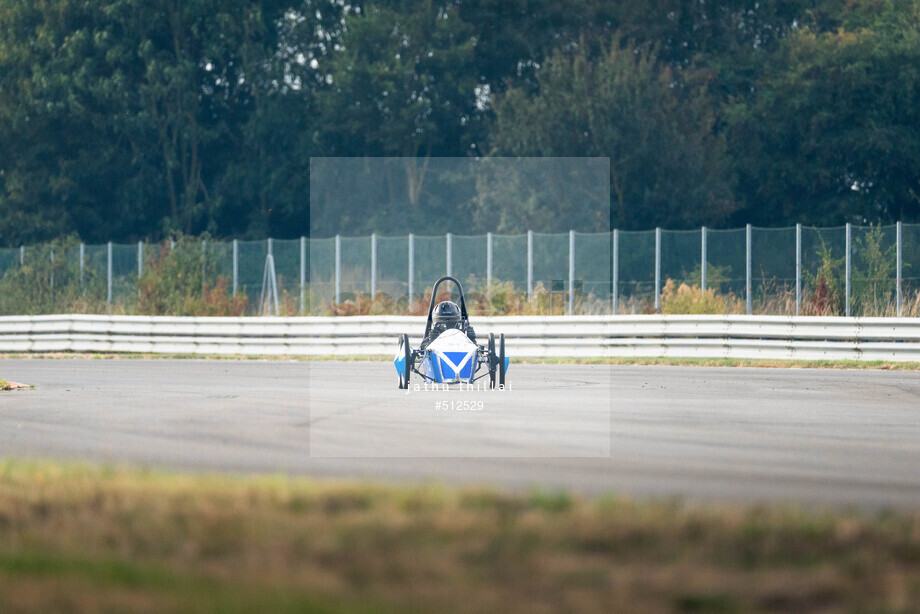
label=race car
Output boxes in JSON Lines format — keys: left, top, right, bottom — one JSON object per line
{"left": 395, "top": 276, "right": 508, "bottom": 389}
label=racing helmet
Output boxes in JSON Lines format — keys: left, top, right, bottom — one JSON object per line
{"left": 432, "top": 301, "right": 463, "bottom": 329}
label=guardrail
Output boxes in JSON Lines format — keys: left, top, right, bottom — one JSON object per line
{"left": 2, "top": 314, "right": 920, "bottom": 361}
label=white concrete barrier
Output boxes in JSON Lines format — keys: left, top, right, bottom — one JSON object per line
{"left": 2, "top": 314, "right": 920, "bottom": 360}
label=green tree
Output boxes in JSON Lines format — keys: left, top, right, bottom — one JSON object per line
{"left": 727, "top": 2, "right": 920, "bottom": 226}
{"left": 491, "top": 41, "right": 735, "bottom": 230}
{"left": 311, "top": 1, "right": 485, "bottom": 234}
{"left": 0, "top": 0, "right": 296, "bottom": 244}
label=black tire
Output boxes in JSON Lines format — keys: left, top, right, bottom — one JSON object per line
{"left": 398, "top": 333, "right": 410, "bottom": 389}
{"left": 488, "top": 333, "right": 496, "bottom": 389}
{"left": 498, "top": 333, "right": 506, "bottom": 388}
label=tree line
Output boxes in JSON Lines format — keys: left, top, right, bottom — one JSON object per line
{"left": 1, "top": 0, "right": 919, "bottom": 244}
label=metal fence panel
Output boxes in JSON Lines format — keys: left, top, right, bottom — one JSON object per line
{"left": 574, "top": 232, "right": 612, "bottom": 313}
{"left": 903, "top": 224, "right": 920, "bottom": 309}
{"left": 660, "top": 229, "right": 702, "bottom": 288}
{"left": 377, "top": 235, "right": 409, "bottom": 303}
{"left": 850, "top": 225, "right": 898, "bottom": 316}
{"left": 0, "top": 247, "right": 18, "bottom": 277}
{"left": 706, "top": 228, "right": 746, "bottom": 299}
{"left": 751, "top": 227, "right": 796, "bottom": 312}
{"left": 308, "top": 237, "right": 334, "bottom": 313}
{"left": 337, "top": 235, "right": 371, "bottom": 300}
{"left": 83, "top": 244, "right": 108, "bottom": 301}
{"left": 800, "top": 226, "right": 846, "bottom": 314}
{"left": 531, "top": 232, "right": 569, "bottom": 313}
{"left": 491, "top": 233, "right": 527, "bottom": 293}
{"left": 5, "top": 224, "right": 920, "bottom": 316}
{"left": 205, "top": 239, "right": 234, "bottom": 284}
{"left": 412, "top": 235, "right": 448, "bottom": 300}
{"left": 451, "top": 234, "right": 487, "bottom": 287}
{"left": 273, "top": 238, "right": 302, "bottom": 309}
{"left": 617, "top": 230, "right": 655, "bottom": 307}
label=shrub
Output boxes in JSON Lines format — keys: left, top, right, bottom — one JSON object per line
{"left": 0, "top": 237, "right": 109, "bottom": 315}
{"left": 659, "top": 279, "right": 744, "bottom": 314}
{"left": 138, "top": 235, "right": 248, "bottom": 317}
{"left": 802, "top": 238, "right": 845, "bottom": 315}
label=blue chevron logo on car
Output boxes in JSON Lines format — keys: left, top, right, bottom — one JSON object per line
{"left": 438, "top": 351, "right": 474, "bottom": 379}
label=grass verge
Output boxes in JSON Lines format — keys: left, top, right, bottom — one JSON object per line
{"left": 4, "top": 352, "right": 920, "bottom": 370}
{"left": 0, "top": 378, "right": 9, "bottom": 390}
{"left": 0, "top": 459, "right": 919, "bottom": 613}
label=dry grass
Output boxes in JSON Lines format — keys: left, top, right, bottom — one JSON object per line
{"left": 0, "top": 460, "right": 919, "bottom": 613}
{"left": 315, "top": 278, "right": 920, "bottom": 318}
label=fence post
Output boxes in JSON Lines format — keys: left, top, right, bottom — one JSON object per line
{"left": 334, "top": 235, "right": 341, "bottom": 304}
{"left": 795, "top": 224, "right": 802, "bottom": 316}
{"left": 201, "top": 239, "right": 207, "bottom": 279}
{"left": 612, "top": 229, "right": 618, "bottom": 315}
{"left": 107, "top": 241, "right": 113, "bottom": 306}
{"left": 446, "top": 232, "right": 452, "bottom": 277}
{"left": 654, "top": 228, "right": 661, "bottom": 312}
{"left": 259, "top": 238, "right": 279, "bottom": 316}
{"left": 568, "top": 230, "right": 575, "bottom": 315}
{"left": 270, "top": 239, "right": 279, "bottom": 315}
{"left": 50, "top": 248, "right": 54, "bottom": 294}
{"left": 371, "top": 232, "right": 377, "bottom": 297}
{"left": 80, "top": 243, "right": 85, "bottom": 290}
{"left": 232, "top": 239, "right": 239, "bottom": 297}
{"left": 701, "top": 226, "right": 707, "bottom": 292}
{"left": 300, "top": 236, "right": 306, "bottom": 314}
{"left": 527, "top": 230, "right": 533, "bottom": 301}
{"left": 845, "top": 223, "right": 851, "bottom": 317}
{"left": 137, "top": 241, "right": 143, "bottom": 279}
{"left": 408, "top": 233, "right": 415, "bottom": 302}
{"left": 897, "top": 221, "right": 903, "bottom": 317}
{"left": 486, "top": 231, "right": 493, "bottom": 288}
{"left": 20, "top": 245, "right": 24, "bottom": 267}
{"left": 745, "top": 224, "right": 752, "bottom": 315}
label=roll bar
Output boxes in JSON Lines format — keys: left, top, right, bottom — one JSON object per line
{"left": 424, "top": 276, "right": 469, "bottom": 338}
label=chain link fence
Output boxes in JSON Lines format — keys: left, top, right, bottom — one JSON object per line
{"left": 2, "top": 224, "right": 919, "bottom": 316}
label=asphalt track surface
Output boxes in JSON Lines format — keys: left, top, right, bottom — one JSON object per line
{"left": 2, "top": 358, "right": 920, "bottom": 508}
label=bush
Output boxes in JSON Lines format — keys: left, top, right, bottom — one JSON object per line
{"left": 659, "top": 279, "right": 744, "bottom": 314}
{"left": 0, "top": 237, "right": 108, "bottom": 315}
{"left": 802, "top": 238, "right": 845, "bottom": 315}
{"left": 138, "top": 235, "right": 248, "bottom": 316}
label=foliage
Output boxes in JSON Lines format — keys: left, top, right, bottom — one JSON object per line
{"left": 685, "top": 262, "right": 734, "bottom": 292}
{"left": 491, "top": 41, "right": 735, "bottom": 230}
{"left": 0, "top": 0, "right": 297, "bottom": 244}
{"left": 851, "top": 225, "right": 898, "bottom": 315}
{"left": 726, "top": 4, "right": 920, "bottom": 226}
{"left": 0, "top": 234, "right": 249, "bottom": 316}
{"left": 659, "top": 279, "right": 744, "bottom": 315}
{"left": 5, "top": 459, "right": 920, "bottom": 613}
{"left": 138, "top": 235, "right": 248, "bottom": 316}
{"left": 2, "top": 1, "right": 920, "bottom": 243}
{"left": 0, "top": 237, "right": 107, "bottom": 315}
{"left": 803, "top": 238, "right": 845, "bottom": 316}
{"left": 323, "top": 291, "right": 397, "bottom": 317}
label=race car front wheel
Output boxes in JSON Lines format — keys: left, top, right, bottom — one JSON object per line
{"left": 498, "top": 333, "right": 506, "bottom": 388}
{"left": 488, "top": 333, "right": 496, "bottom": 389}
{"left": 398, "top": 333, "right": 411, "bottom": 389}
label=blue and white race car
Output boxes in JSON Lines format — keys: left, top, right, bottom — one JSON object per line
{"left": 395, "top": 276, "right": 508, "bottom": 389}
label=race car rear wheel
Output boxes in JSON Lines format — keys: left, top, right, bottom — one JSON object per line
{"left": 398, "top": 333, "right": 411, "bottom": 389}
{"left": 498, "top": 333, "right": 506, "bottom": 388}
{"left": 488, "top": 333, "right": 496, "bottom": 389}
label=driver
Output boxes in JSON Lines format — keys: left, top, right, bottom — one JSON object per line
{"left": 420, "top": 300, "right": 476, "bottom": 350}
